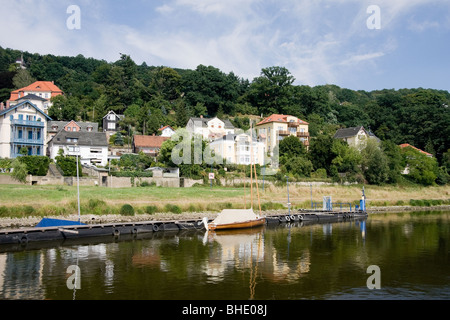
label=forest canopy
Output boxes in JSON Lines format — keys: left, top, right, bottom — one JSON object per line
{"left": 1, "top": 46, "right": 449, "bottom": 176}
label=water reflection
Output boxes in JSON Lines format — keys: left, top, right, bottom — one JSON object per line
{"left": 0, "top": 212, "right": 448, "bottom": 300}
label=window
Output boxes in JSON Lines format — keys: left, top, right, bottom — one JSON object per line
{"left": 108, "top": 122, "right": 115, "bottom": 130}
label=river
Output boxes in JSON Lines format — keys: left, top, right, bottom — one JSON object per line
{"left": 0, "top": 211, "right": 449, "bottom": 301}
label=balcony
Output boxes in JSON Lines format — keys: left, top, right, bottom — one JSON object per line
{"left": 297, "top": 132, "right": 310, "bottom": 138}
{"left": 11, "top": 119, "right": 45, "bottom": 128}
{"left": 278, "top": 130, "right": 289, "bottom": 136}
{"left": 288, "top": 121, "right": 299, "bottom": 127}
{"left": 12, "top": 138, "right": 44, "bottom": 145}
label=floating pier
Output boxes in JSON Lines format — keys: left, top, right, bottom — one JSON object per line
{"left": 0, "top": 209, "right": 367, "bottom": 246}
{"left": 265, "top": 210, "right": 368, "bottom": 224}
{"left": 0, "top": 218, "right": 209, "bottom": 246}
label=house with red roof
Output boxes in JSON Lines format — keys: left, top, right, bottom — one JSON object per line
{"left": 399, "top": 143, "right": 433, "bottom": 175}
{"left": 399, "top": 143, "right": 433, "bottom": 157}
{"left": 132, "top": 135, "right": 170, "bottom": 158}
{"left": 7, "top": 81, "right": 63, "bottom": 114}
{"left": 255, "top": 114, "right": 309, "bottom": 155}
{"left": 158, "top": 125, "right": 176, "bottom": 138}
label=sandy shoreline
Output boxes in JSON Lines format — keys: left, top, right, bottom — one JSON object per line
{"left": 0, "top": 205, "right": 449, "bottom": 230}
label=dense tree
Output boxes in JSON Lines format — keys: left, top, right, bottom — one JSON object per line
{"left": 360, "top": 139, "right": 389, "bottom": 185}
{"left": 181, "top": 65, "right": 241, "bottom": 116}
{"left": 48, "top": 95, "right": 81, "bottom": 121}
{"left": 245, "top": 66, "right": 295, "bottom": 116}
{"left": 400, "top": 145, "right": 439, "bottom": 186}
{"left": 308, "top": 134, "right": 335, "bottom": 174}
{"left": 330, "top": 139, "right": 362, "bottom": 182}
{"left": 12, "top": 69, "right": 36, "bottom": 89}
{"left": 279, "top": 135, "right": 306, "bottom": 158}
{"left": 0, "top": 46, "right": 448, "bottom": 185}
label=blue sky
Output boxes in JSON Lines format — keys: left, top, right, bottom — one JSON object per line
{"left": 1, "top": 0, "right": 449, "bottom": 91}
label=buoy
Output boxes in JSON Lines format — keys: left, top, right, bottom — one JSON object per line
{"left": 152, "top": 224, "right": 159, "bottom": 232}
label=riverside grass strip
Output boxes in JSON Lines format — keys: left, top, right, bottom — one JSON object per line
{"left": 0, "top": 184, "right": 449, "bottom": 219}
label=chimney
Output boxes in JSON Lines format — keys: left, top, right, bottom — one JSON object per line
{"left": 0, "top": 102, "right": 4, "bottom": 111}
{"left": 6, "top": 101, "right": 10, "bottom": 109}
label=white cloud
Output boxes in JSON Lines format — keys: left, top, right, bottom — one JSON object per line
{"left": 155, "top": 4, "right": 174, "bottom": 14}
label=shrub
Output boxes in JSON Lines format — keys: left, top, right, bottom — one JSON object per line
{"left": 144, "top": 205, "right": 158, "bottom": 215}
{"left": 164, "top": 204, "right": 182, "bottom": 214}
{"left": 19, "top": 156, "right": 50, "bottom": 176}
{"left": 120, "top": 204, "right": 135, "bottom": 216}
{"left": 88, "top": 198, "right": 106, "bottom": 209}
{"left": 140, "top": 181, "right": 156, "bottom": 187}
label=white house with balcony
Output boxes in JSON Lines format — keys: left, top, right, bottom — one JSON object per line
{"left": 48, "top": 130, "right": 109, "bottom": 166}
{"left": 186, "top": 116, "right": 235, "bottom": 141}
{"left": 0, "top": 100, "right": 51, "bottom": 158}
{"left": 209, "top": 132, "right": 266, "bottom": 166}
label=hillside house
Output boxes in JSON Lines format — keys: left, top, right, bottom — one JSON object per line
{"left": 133, "top": 135, "right": 169, "bottom": 159}
{"left": 47, "top": 120, "right": 98, "bottom": 141}
{"left": 158, "top": 125, "right": 176, "bottom": 138}
{"left": 256, "top": 114, "right": 309, "bottom": 156}
{"left": 209, "top": 132, "right": 266, "bottom": 166}
{"left": 48, "top": 130, "right": 108, "bottom": 167}
{"left": 103, "top": 110, "right": 124, "bottom": 134}
{"left": 399, "top": 143, "right": 433, "bottom": 174}
{"left": 7, "top": 81, "right": 63, "bottom": 114}
{"left": 186, "top": 116, "right": 235, "bottom": 141}
{"left": 333, "top": 126, "right": 379, "bottom": 150}
{"left": 0, "top": 100, "right": 51, "bottom": 158}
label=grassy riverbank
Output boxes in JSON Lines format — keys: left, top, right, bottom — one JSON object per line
{"left": 0, "top": 183, "right": 449, "bottom": 219}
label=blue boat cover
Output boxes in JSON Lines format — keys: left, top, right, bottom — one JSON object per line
{"left": 35, "top": 218, "right": 86, "bottom": 228}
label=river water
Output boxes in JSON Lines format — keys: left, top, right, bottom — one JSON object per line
{"left": 0, "top": 211, "right": 449, "bottom": 300}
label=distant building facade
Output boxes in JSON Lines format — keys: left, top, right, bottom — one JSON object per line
{"left": 7, "top": 81, "right": 63, "bottom": 114}
{"left": 103, "top": 110, "right": 124, "bottom": 134}
{"left": 333, "top": 126, "right": 379, "bottom": 150}
{"left": 0, "top": 100, "right": 51, "bottom": 158}
{"left": 256, "top": 114, "right": 309, "bottom": 155}
{"left": 209, "top": 133, "right": 266, "bottom": 166}
{"left": 158, "top": 125, "right": 176, "bottom": 138}
{"left": 186, "top": 116, "right": 235, "bottom": 141}
{"left": 133, "top": 135, "right": 169, "bottom": 158}
{"left": 48, "top": 130, "right": 109, "bottom": 166}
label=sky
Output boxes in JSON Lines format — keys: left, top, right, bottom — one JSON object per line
{"left": 1, "top": 0, "right": 449, "bottom": 92}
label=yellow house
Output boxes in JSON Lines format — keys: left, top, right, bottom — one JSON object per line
{"left": 255, "top": 114, "right": 309, "bottom": 156}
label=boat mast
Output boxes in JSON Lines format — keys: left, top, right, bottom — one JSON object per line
{"left": 250, "top": 120, "right": 262, "bottom": 215}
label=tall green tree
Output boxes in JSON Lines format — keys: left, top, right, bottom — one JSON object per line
{"left": 308, "top": 134, "right": 335, "bottom": 174}
{"left": 360, "top": 139, "right": 389, "bottom": 185}
{"left": 246, "top": 66, "right": 295, "bottom": 116}
{"left": 12, "top": 69, "right": 36, "bottom": 89}
{"left": 400, "top": 145, "right": 438, "bottom": 185}
{"left": 279, "top": 135, "right": 306, "bottom": 158}
{"left": 48, "top": 95, "right": 81, "bottom": 121}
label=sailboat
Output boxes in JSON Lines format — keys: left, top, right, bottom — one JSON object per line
{"left": 206, "top": 123, "right": 266, "bottom": 231}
